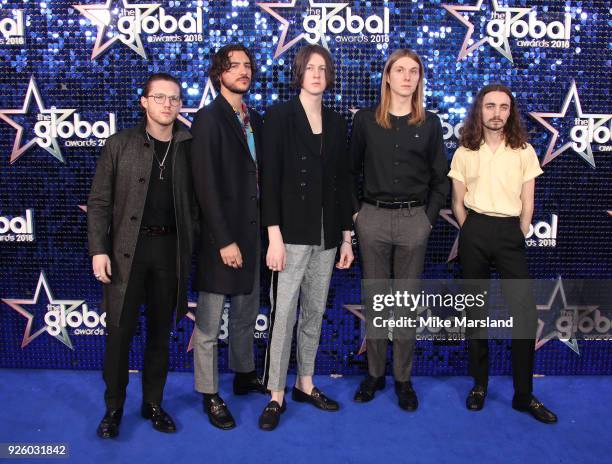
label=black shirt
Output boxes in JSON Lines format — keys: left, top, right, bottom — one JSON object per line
{"left": 141, "top": 135, "right": 175, "bottom": 227}
{"left": 350, "top": 108, "right": 449, "bottom": 225}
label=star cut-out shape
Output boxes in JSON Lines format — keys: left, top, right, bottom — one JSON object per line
{"left": 1, "top": 271, "right": 85, "bottom": 350}
{"left": 535, "top": 276, "right": 598, "bottom": 355}
{"left": 343, "top": 304, "right": 367, "bottom": 355}
{"left": 0, "top": 76, "right": 75, "bottom": 163}
{"left": 439, "top": 208, "right": 460, "bottom": 262}
{"left": 529, "top": 79, "right": 610, "bottom": 168}
{"left": 74, "top": 0, "right": 160, "bottom": 60}
{"left": 177, "top": 78, "right": 217, "bottom": 128}
{"left": 257, "top": 0, "right": 346, "bottom": 58}
{"left": 442, "top": 0, "right": 531, "bottom": 63}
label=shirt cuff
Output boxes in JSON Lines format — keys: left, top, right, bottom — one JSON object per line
{"left": 447, "top": 169, "right": 465, "bottom": 183}
{"left": 522, "top": 167, "right": 544, "bottom": 183}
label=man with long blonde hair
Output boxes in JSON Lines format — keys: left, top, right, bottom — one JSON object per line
{"left": 350, "top": 49, "right": 449, "bottom": 411}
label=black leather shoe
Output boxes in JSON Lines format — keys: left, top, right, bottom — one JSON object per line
{"left": 292, "top": 386, "right": 340, "bottom": 411}
{"left": 141, "top": 403, "right": 177, "bottom": 433}
{"left": 97, "top": 408, "right": 122, "bottom": 439}
{"left": 233, "top": 371, "right": 266, "bottom": 395}
{"left": 258, "top": 400, "right": 286, "bottom": 431}
{"left": 203, "top": 394, "right": 236, "bottom": 430}
{"left": 354, "top": 375, "right": 385, "bottom": 403}
{"left": 466, "top": 385, "right": 487, "bottom": 411}
{"left": 512, "top": 396, "right": 558, "bottom": 424}
{"left": 395, "top": 381, "right": 418, "bottom": 411}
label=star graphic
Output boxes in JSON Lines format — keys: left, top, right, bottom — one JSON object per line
{"left": 78, "top": 205, "right": 87, "bottom": 212}
{"left": 535, "top": 276, "right": 598, "bottom": 354}
{"left": 73, "top": 0, "right": 160, "bottom": 60}
{"left": 1, "top": 271, "right": 85, "bottom": 350}
{"left": 439, "top": 208, "right": 460, "bottom": 262}
{"left": 529, "top": 79, "right": 611, "bottom": 168}
{"left": 343, "top": 304, "right": 367, "bottom": 355}
{"left": 0, "top": 76, "right": 75, "bottom": 163}
{"left": 177, "top": 78, "right": 217, "bottom": 128}
{"left": 257, "top": 0, "right": 347, "bottom": 58}
{"left": 442, "top": 0, "right": 531, "bottom": 63}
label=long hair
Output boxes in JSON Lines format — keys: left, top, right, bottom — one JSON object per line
{"left": 291, "top": 44, "right": 335, "bottom": 90}
{"left": 459, "top": 84, "right": 528, "bottom": 150}
{"left": 375, "top": 49, "right": 426, "bottom": 129}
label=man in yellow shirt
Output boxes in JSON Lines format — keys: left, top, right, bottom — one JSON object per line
{"left": 448, "top": 84, "right": 557, "bottom": 424}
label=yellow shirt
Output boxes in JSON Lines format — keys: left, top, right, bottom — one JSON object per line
{"left": 448, "top": 142, "right": 543, "bottom": 217}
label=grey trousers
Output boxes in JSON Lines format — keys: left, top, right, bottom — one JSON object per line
{"left": 262, "top": 234, "right": 337, "bottom": 392}
{"left": 355, "top": 203, "right": 431, "bottom": 382}
{"left": 193, "top": 245, "right": 261, "bottom": 394}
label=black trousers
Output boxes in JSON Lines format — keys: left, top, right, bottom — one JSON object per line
{"left": 458, "top": 211, "right": 537, "bottom": 402}
{"left": 103, "top": 233, "right": 178, "bottom": 409}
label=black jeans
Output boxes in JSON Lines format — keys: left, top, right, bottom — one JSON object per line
{"left": 103, "top": 233, "right": 178, "bottom": 409}
{"left": 459, "top": 211, "right": 536, "bottom": 403}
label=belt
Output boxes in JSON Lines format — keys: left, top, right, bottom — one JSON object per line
{"left": 140, "top": 225, "right": 176, "bottom": 236}
{"left": 362, "top": 198, "right": 424, "bottom": 209}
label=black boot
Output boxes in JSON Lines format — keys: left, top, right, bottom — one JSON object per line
{"left": 141, "top": 403, "right": 177, "bottom": 433}
{"left": 395, "top": 381, "right": 418, "bottom": 411}
{"left": 233, "top": 371, "right": 266, "bottom": 395}
{"left": 354, "top": 376, "right": 386, "bottom": 403}
{"left": 96, "top": 408, "right": 123, "bottom": 439}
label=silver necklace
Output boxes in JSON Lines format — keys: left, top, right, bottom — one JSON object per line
{"left": 146, "top": 131, "right": 172, "bottom": 180}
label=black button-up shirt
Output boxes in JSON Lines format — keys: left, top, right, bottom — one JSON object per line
{"left": 350, "top": 108, "right": 449, "bottom": 225}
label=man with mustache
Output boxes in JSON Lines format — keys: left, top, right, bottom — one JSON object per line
{"left": 449, "top": 84, "right": 557, "bottom": 423}
{"left": 190, "top": 44, "right": 264, "bottom": 430}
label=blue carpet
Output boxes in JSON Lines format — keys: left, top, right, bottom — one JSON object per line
{"left": 0, "top": 369, "right": 609, "bottom": 464}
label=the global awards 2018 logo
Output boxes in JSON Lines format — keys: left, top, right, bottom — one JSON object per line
{"left": 74, "top": 0, "right": 205, "bottom": 60}
{"left": 257, "top": 1, "right": 391, "bottom": 58}
{"left": 442, "top": 0, "right": 571, "bottom": 64}
{"left": 529, "top": 80, "right": 611, "bottom": 168}
{"left": 0, "top": 9, "right": 25, "bottom": 46}
{"left": 0, "top": 76, "right": 116, "bottom": 163}
{"left": 2, "top": 271, "right": 106, "bottom": 351}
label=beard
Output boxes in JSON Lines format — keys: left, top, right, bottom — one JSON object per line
{"left": 483, "top": 119, "right": 505, "bottom": 131}
{"left": 221, "top": 77, "right": 250, "bottom": 95}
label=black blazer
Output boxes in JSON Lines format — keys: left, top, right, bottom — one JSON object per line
{"left": 190, "top": 94, "right": 263, "bottom": 295}
{"left": 261, "top": 96, "right": 353, "bottom": 249}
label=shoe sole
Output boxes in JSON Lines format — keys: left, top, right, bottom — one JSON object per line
{"left": 209, "top": 418, "right": 236, "bottom": 430}
{"left": 511, "top": 405, "right": 558, "bottom": 424}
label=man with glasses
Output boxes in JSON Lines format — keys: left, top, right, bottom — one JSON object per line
{"left": 190, "top": 44, "right": 264, "bottom": 430}
{"left": 88, "top": 73, "right": 196, "bottom": 438}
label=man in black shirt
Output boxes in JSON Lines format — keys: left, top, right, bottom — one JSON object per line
{"left": 88, "top": 73, "right": 195, "bottom": 438}
{"left": 350, "top": 49, "right": 449, "bottom": 411}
